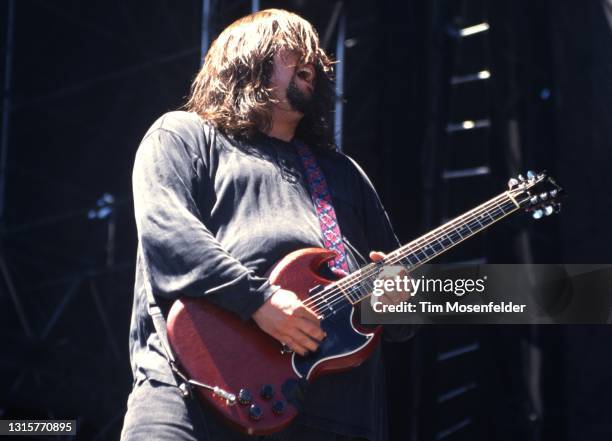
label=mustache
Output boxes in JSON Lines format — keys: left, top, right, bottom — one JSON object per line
{"left": 287, "top": 78, "right": 314, "bottom": 114}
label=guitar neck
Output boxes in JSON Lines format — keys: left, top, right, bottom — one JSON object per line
{"left": 335, "top": 190, "right": 526, "bottom": 304}
{"left": 388, "top": 191, "right": 523, "bottom": 269}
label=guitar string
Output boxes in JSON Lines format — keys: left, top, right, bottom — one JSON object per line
{"left": 301, "top": 191, "right": 514, "bottom": 312}
{"left": 302, "top": 195, "right": 522, "bottom": 318}
{"left": 303, "top": 176, "right": 551, "bottom": 316}
{"left": 301, "top": 192, "right": 513, "bottom": 314}
{"left": 309, "top": 205, "right": 515, "bottom": 319}
{"left": 312, "top": 199, "right": 520, "bottom": 320}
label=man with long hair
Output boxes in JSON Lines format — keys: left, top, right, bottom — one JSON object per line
{"left": 121, "top": 9, "right": 412, "bottom": 441}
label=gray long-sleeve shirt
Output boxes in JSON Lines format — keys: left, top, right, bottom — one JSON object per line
{"left": 128, "top": 111, "right": 414, "bottom": 441}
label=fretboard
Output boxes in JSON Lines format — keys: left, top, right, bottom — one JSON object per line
{"left": 331, "top": 191, "right": 525, "bottom": 305}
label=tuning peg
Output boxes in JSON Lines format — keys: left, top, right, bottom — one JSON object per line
{"left": 539, "top": 192, "right": 548, "bottom": 201}
{"left": 532, "top": 209, "right": 544, "bottom": 220}
{"left": 507, "top": 178, "right": 519, "bottom": 189}
{"left": 518, "top": 174, "right": 526, "bottom": 182}
{"left": 529, "top": 196, "right": 538, "bottom": 205}
{"left": 549, "top": 189, "right": 558, "bottom": 198}
{"left": 527, "top": 170, "right": 536, "bottom": 180}
{"left": 544, "top": 205, "right": 554, "bottom": 216}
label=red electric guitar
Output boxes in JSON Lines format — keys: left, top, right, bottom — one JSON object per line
{"left": 166, "top": 171, "right": 563, "bottom": 435}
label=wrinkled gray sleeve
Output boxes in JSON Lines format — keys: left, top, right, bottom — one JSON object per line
{"left": 133, "top": 128, "right": 278, "bottom": 320}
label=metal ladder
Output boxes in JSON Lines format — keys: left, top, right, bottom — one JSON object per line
{"left": 419, "top": 1, "right": 493, "bottom": 440}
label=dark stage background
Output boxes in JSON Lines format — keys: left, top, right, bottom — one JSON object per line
{"left": 1, "top": 0, "right": 611, "bottom": 440}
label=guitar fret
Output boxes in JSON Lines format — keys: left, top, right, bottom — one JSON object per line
{"left": 432, "top": 237, "right": 444, "bottom": 253}
{"left": 361, "top": 278, "right": 374, "bottom": 293}
{"left": 402, "top": 254, "right": 418, "bottom": 267}
{"left": 347, "top": 285, "right": 361, "bottom": 303}
{"left": 357, "top": 281, "right": 372, "bottom": 301}
{"left": 494, "top": 201, "right": 510, "bottom": 216}
{"left": 440, "top": 234, "right": 453, "bottom": 247}
{"left": 327, "top": 191, "right": 534, "bottom": 310}
{"left": 335, "top": 280, "right": 356, "bottom": 304}
{"left": 351, "top": 282, "right": 364, "bottom": 303}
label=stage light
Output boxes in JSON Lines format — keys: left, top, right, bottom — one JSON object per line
{"left": 460, "top": 23, "right": 489, "bottom": 37}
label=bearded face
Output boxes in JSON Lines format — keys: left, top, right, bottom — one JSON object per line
{"left": 286, "top": 76, "right": 315, "bottom": 114}
{"left": 268, "top": 50, "right": 316, "bottom": 117}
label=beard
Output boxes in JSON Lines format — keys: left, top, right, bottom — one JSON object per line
{"left": 286, "top": 78, "right": 314, "bottom": 115}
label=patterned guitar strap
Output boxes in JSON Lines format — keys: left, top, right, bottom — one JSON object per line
{"left": 295, "top": 142, "right": 350, "bottom": 277}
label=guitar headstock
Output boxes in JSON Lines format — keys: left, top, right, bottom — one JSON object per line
{"left": 507, "top": 171, "right": 564, "bottom": 219}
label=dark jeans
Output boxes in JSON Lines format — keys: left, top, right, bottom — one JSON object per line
{"left": 120, "top": 378, "right": 367, "bottom": 441}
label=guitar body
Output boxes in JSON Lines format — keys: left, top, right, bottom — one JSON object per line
{"left": 166, "top": 248, "right": 382, "bottom": 435}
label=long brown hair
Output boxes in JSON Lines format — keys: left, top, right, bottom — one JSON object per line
{"left": 185, "top": 9, "right": 336, "bottom": 150}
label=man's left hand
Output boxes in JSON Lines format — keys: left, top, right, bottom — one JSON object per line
{"left": 369, "top": 251, "right": 411, "bottom": 307}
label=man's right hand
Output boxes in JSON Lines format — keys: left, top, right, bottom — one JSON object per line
{"left": 252, "top": 289, "right": 326, "bottom": 356}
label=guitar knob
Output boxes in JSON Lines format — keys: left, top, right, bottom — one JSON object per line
{"left": 544, "top": 205, "right": 554, "bottom": 216}
{"left": 532, "top": 209, "right": 544, "bottom": 220}
{"left": 238, "top": 389, "right": 252, "bottom": 405}
{"left": 272, "top": 400, "right": 285, "bottom": 415}
{"left": 260, "top": 384, "right": 274, "bottom": 400}
{"left": 249, "top": 404, "right": 263, "bottom": 421}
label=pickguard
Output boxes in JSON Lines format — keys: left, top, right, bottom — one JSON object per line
{"left": 291, "top": 305, "right": 373, "bottom": 379}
